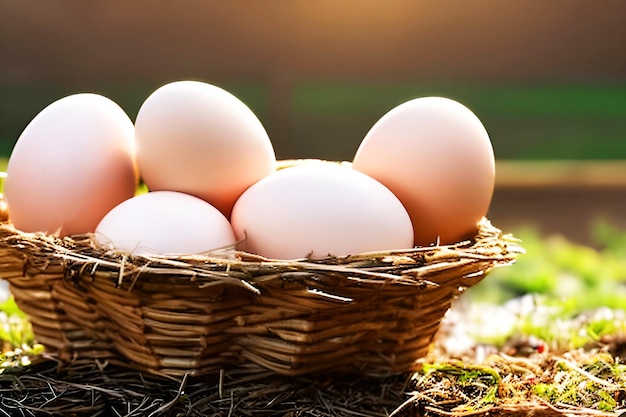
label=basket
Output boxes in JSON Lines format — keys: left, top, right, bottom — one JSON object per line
{"left": 0, "top": 214, "right": 521, "bottom": 378}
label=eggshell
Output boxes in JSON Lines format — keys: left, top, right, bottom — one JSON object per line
{"left": 134, "top": 81, "right": 276, "bottom": 217}
{"left": 95, "top": 191, "right": 236, "bottom": 255}
{"left": 4, "top": 93, "right": 138, "bottom": 236}
{"left": 352, "top": 97, "right": 495, "bottom": 246}
{"left": 231, "top": 162, "right": 414, "bottom": 260}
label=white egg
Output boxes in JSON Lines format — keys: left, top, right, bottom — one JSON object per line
{"left": 231, "top": 163, "right": 414, "bottom": 260}
{"left": 95, "top": 191, "right": 236, "bottom": 256}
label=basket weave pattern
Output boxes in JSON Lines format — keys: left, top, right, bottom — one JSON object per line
{"left": 0, "top": 218, "right": 520, "bottom": 377}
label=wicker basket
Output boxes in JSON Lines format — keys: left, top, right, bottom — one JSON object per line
{"left": 0, "top": 214, "right": 521, "bottom": 377}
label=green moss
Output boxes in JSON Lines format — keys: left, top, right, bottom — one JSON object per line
{"left": 535, "top": 357, "right": 626, "bottom": 411}
{"left": 415, "top": 354, "right": 626, "bottom": 413}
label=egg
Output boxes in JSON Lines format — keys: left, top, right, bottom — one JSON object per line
{"left": 4, "top": 93, "right": 138, "bottom": 236}
{"left": 231, "top": 162, "right": 414, "bottom": 260}
{"left": 95, "top": 191, "right": 236, "bottom": 255}
{"left": 352, "top": 97, "right": 495, "bottom": 246}
{"left": 134, "top": 80, "right": 276, "bottom": 217}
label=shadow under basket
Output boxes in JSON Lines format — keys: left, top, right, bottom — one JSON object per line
{"left": 0, "top": 218, "right": 522, "bottom": 378}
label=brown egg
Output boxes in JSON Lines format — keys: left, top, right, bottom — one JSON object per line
{"left": 134, "top": 81, "right": 276, "bottom": 218}
{"left": 5, "top": 94, "right": 138, "bottom": 236}
{"left": 352, "top": 97, "right": 495, "bottom": 246}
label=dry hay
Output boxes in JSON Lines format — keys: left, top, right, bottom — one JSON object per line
{"left": 1, "top": 357, "right": 410, "bottom": 417}
{"left": 2, "top": 336, "right": 626, "bottom": 417}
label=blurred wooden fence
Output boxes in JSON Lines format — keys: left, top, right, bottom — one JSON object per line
{"left": 490, "top": 161, "right": 626, "bottom": 244}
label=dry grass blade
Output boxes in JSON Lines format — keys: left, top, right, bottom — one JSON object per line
{"left": 1, "top": 358, "right": 186, "bottom": 416}
{"left": 1, "top": 358, "right": 414, "bottom": 417}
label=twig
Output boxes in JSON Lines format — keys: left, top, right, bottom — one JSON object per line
{"left": 147, "top": 372, "right": 188, "bottom": 417}
{"left": 558, "top": 359, "right": 621, "bottom": 389}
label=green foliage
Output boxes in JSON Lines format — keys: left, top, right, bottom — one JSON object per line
{"left": 0, "top": 296, "right": 40, "bottom": 372}
{"left": 593, "top": 219, "right": 626, "bottom": 257}
{"left": 468, "top": 221, "right": 626, "bottom": 311}
{"left": 513, "top": 299, "right": 626, "bottom": 350}
{"left": 0, "top": 343, "right": 45, "bottom": 372}
{"left": 464, "top": 222, "right": 626, "bottom": 350}
{"left": 0, "top": 297, "right": 33, "bottom": 348}
{"left": 292, "top": 81, "right": 626, "bottom": 160}
{"left": 0, "top": 296, "right": 25, "bottom": 318}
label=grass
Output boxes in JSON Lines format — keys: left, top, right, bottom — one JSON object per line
{"left": 468, "top": 219, "right": 626, "bottom": 310}
{"left": 0, "top": 297, "right": 43, "bottom": 371}
{"left": 462, "top": 220, "right": 626, "bottom": 352}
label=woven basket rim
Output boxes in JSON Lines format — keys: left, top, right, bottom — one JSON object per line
{"left": 0, "top": 217, "right": 523, "bottom": 290}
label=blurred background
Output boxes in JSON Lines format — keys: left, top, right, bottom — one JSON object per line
{"left": 1, "top": 0, "right": 625, "bottom": 244}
